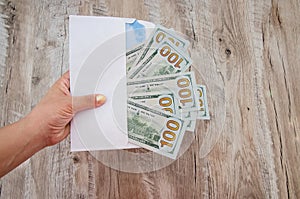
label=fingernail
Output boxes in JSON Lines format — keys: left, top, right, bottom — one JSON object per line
{"left": 95, "top": 94, "right": 106, "bottom": 107}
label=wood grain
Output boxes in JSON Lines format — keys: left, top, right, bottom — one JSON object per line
{"left": 0, "top": 0, "right": 299, "bottom": 198}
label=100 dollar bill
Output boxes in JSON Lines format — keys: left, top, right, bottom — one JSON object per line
{"left": 130, "top": 92, "right": 178, "bottom": 115}
{"left": 130, "top": 92, "right": 197, "bottom": 131}
{"left": 128, "top": 40, "right": 192, "bottom": 79}
{"left": 126, "top": 43, "right": 145, "bottom": 72}
{"left": 196, "top": 85, "right": 210, "bottom": 119}
{"left": 127, "top": 100, "right": 187, "bottom": 159}
{"left": 132, "top": 25, "right": 190, "bottom": 71}
{"left": 127, "top": 72, "right": 200, "bottom": 112}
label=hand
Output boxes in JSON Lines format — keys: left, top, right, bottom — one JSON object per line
{"left": 0, "top": 71, "right": 106, "bottom": 177}
{"left": 25, "top": 71, "right": 106, "bottom": 146}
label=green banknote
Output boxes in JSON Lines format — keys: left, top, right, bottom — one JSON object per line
{"left": 130, "top": 92, "right": 178, "bottom": 115}
{"left": 181, "top": 111, "right": 197, "bottom": 132}
{"left": 127, "top": 72, "right": 200, "bottom": 112}
{"left": 126, "top": 43, "right": 145, "bottom": 72}
{"left": 127, "top": 99, "right": 187, "bottom": 159}
{"left": 125, "top": 24, "right": 210, "bottom": 158}
{"left": 130, "top": 92, "right": 197, "bottom": 132}
{"left": 132, "top": 25, "right": 190, "bottom": 70}
{"left": 196, "top": 85, "right": 210, "bottom": 119}
{"left": 128, "top": 40, "right": 192, "bottom": 79}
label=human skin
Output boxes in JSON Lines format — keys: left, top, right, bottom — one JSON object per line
{"left": 0, "top": 71, "right": 106, "bottom": 177}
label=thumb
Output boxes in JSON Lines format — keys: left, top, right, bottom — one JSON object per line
{"left": 72, "top": 94, "right": 106, "bottom": 114}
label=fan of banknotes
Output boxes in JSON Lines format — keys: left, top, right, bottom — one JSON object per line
{"left": 125, "top": 22, "right": 209, "bottom": 159}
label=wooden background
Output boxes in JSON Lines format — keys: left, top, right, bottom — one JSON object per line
{"left": 0, "top": 0, "right": 299, "bottom": 198}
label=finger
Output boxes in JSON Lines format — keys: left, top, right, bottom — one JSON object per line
{"left": 62, "top": 70, "right": 70, "bottom": 80}
{"left": 72, "top": 94, "right": 106, "bottom": 114}
{"left": 61, "top": 71, "right": 70, "bottom": 89}
{"left": 54, "top": 71, "right": 70, "bottom": 94}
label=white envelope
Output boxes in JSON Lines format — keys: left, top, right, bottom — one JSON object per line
{"left": 69, "top": 16, "right": 155, "bottom": 151}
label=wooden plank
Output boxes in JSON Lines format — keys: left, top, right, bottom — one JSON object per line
{"left": 0, "top": 0, "right": 9, "bottom": 127}
{"left": 0, "top": 0, "right": 79, "bottom": 199}
{"left": 261, "top": 0, "right": 300, "bottom": 198}
{"left": 18, "top": 1, "right": 80, "bottom": 199}
{"left": 0, "top": 0, "right": 36, "bottom": 198}
{"left": 0, "top": 0, "right": 299, "bottom": 198}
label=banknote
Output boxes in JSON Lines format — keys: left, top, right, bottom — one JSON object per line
{"left": 130, "top": 92, "right": 178, "bottom": 115}
{"left": 125, "top": 23, "right": 210, "bottom": 158}
{"left": 181, "top": 85, "right": 210, "bottom": 131}
{"left": 130, "top": 92, "right": 197, "bottom": 131}
{"left": 196, "top": 85, "right": 210, "bottom": 119}
{"left": 181, "top": 111, "right": 197, "bottom": 131}
{"left": 128, "top": 40, "right": 192, "bottom": 79}
{"left": 127, "top": 72, "right": 200, "bottom": 112}
{"left": 127, "top": 99, "right": 187, "bottom": 159}
{"left": 126, "top": 43, "right": 145, "bottom": 72}
{"left": 132, "top": 25, "right": 190, "bottom": 70}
